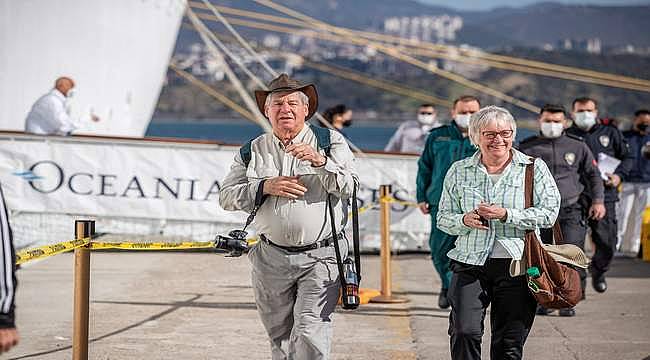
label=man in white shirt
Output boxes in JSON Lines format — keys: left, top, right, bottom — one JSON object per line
{"left": 220, "top": 74, "right": 357, "bottom": 360}
{"left": 384, "top": 104, "right": 442, "bottom": 153}
{"left": 24, "top": 77, "right": 97, "bottom": 135}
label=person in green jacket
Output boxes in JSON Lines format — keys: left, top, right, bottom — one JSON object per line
{"left": 416, "top": 95, "right": 480, "bottom": 309}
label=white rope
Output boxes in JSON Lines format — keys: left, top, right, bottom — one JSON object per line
{"left": 200, "top": 0, "right": 278, "bottom": 77}
{"left": 186, "top": 8, "right": 272, "bottom": 133}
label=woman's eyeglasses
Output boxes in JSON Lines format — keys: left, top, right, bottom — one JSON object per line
{"left": 481, "top": 130, "right": 513, "bottom": 140}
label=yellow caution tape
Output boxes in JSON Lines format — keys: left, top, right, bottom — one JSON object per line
{"left": 16, "top": 236, "right": 257, "bottom": 265}
{"left": 90, "top": 241, "right": 216, "bottom": 250}
{"left": 351, "top": 197, "right": 420, "bottom": 218}
{"left": 16, "top": 238, "right": 91, "bottom": 265}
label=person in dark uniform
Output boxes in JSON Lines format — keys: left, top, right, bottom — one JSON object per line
{"left": 566, "top": 97, "right": 632, "bottom": 294}
{"left": 617, "top": 109, "right": 650, "bottom": 258}
{"left": 0, "top": 183, "right": 19, "bottom": 354}
{"left": 519, "top": 104, "right": 605, "bottom": 317}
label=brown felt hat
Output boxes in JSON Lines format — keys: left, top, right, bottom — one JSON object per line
{"left": 254, "top": 73, "right": 318, "bottom": 120}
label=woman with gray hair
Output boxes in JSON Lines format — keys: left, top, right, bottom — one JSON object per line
{"left": 437, "top": 106, "right": 561, "bottom": 359}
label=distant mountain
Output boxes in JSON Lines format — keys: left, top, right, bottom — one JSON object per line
{"left": 468, "top": 2, "right": 650, "bottom": 47}
{"left": 183, "top": 0, "right": 650, "bottom": 49}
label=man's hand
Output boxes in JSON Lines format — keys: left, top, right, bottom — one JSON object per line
{"left": 418, "top": 202, "right": 430, "bottom": 215}
{"left": 589, "top": 202, "right": 606, "bottom": 220}
{"left": 0, "top": 328, "right": 19, "bottom": 354}
{"left": 476, "top": 202, "right": 507, "bottom": 220}
{"left": 263, "top": 176, "right": 307, "bottom": 199}
{"left": 462, "top": 211, "right": 489, "bottom": 230}
{"left": 605, "top": 173, "right": 621, "bottom": 187}
{"left": 285, "top": 142, "right": 326, "bottom": 167}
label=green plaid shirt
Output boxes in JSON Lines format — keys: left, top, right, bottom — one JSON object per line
{"left": 437, "top": 149, "right": 561, "bottom": 265}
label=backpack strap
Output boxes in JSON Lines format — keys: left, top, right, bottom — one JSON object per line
{"left": 239, "top": 140, "right": 253, "bottom": 167}
{"left": 309, "top": 124, "right": 332, "bottom": 157}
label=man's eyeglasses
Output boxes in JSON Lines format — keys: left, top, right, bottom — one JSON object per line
{"left": 481, "top": 130, "right": 513, "bottom": 140}
{"left": 419, "top": 112, "right": 434, "bottom": 115}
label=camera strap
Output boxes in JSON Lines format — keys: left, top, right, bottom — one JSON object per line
{"left": 243, "top": 179, "right": 268, "bottom": 232}
{"left": 328, "top": 181, "right": 361, "bottom": 291}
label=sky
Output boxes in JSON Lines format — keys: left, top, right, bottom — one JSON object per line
{"left": 415, "top": 0, "right": 650, "bottom": 10}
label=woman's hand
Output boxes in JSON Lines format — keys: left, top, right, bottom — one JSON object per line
{"left": 476, "top": 202, "right": 507, "bottom": 221}
{"left": 462, "top": 211, "right": 489, "bottom": 230}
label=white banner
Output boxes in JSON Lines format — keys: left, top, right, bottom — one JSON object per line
{"left": 0, "top": 134, "right": 431, "bottom": 251}
{"left": 0, "top": 135, "right": 241, "bottom": 223}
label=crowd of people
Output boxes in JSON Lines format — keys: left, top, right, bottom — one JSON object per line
{"left": 411, "top": 95, "right": 647, "bottom": 358}
{"left": 5, "top": 72, "right": 648, "bottom": 359}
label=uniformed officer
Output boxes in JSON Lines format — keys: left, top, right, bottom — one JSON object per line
{"left": 617, "top": 109, "right": 650, "bottom": 258}
{"left": 519, "top": 103, "right": 605, "bottom": 317}
{"left": 416, "top": 95, "right": 480, "bottom": 309}
{"left": 566, "top": 97, "right": 632, "bottom": 294}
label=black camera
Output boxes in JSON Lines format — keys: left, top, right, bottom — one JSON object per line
{"left": 214, "top": 230, "right": 249, "bottom": 257}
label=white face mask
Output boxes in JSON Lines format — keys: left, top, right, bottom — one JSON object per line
{"left": 66, "top": 89, "right": 77, "bottom": 99}
{"left": 574, "top": 111, "right": 597, "bottom": 130}
{"left": 454, "top": 113, "right": 471, "bottom": 128}
{"left": 540, "top": 122, "right": 564, "bottom": 138}
{"left": 417, "top": 114, "right": 436, "bottom": 126}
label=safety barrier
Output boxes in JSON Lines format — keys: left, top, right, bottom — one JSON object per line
{"left": 16, "top": 187, "right": 413, "bottom": 358}
{"left": 16, "top": 220, "right": 228, "bottom": 360}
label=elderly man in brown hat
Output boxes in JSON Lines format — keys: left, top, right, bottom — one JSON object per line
{"left": 219, "top": 74, "right": 358, "bottom": 359}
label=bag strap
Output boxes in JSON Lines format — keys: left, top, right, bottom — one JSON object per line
{"left": 351, "top": 182, "right": 361, "bottom": 278}
{"left": 328, "top": 182, "right": 361, "bottom": 291}
{"left": 524, "top": 159, "right": 562, "bottom": 245}
{"left": 242, "top": 180, "right": 268, "bottom": 231}
{"left": 524, "top": 161, "right": 534, "bottom": 209}
{"left": 328, "top": 195, "right": 348, "bottom": 291}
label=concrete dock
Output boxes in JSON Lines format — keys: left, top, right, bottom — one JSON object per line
{"left": 7, "top": 252, "right": 650, "bottom": 359}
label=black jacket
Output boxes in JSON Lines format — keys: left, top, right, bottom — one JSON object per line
{"left": 0, "top": 183, "right": 16, "bottom": 328}
{"left": 622, "top": 129, "right": 650, "bottom": 183}
{"left": 566, "top": 123, "right": 632, "bottom": 202}
{"left": 519, "top": 133, "right": 604, "bottom": 207}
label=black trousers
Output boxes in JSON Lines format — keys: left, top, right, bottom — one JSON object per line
{"left": 448, "top": 259, "right": 537, "bottom": 360}
{"left": 540, "top": 203, "right": 587, "bottom": 297}
{"left": 588, "top": 201, "right": 618, "bottom": 277}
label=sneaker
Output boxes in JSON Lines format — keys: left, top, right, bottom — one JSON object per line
{"left": 438, "top": 288, "right": 450, "bottom": 309}
{"left": 536, "top": 305, "right": 554, "bottom": 316}
{"left": 559, "top": 308, "right": 576, "bottom": 317}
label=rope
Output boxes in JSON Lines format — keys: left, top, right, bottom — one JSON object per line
{"left": 169, "top": 64, "right": 258, "bottom": 122}
{"left": 254, "top": 0, "right": 541, "bottom": 113}
{"left": 192, "top": 2, "right": 650, "bottom": 90}
{"left": 186, "top": 7, "right": 273, "bottom": 133}
{"left": 199, "top": 0, "right": 277, "bottom": 76}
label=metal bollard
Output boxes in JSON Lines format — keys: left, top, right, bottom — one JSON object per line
{"left": 73, "top": 220, "right": 94, "bottom": 360}
{"left": 371, "top": 185, "right": 407, "bottom": 304}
